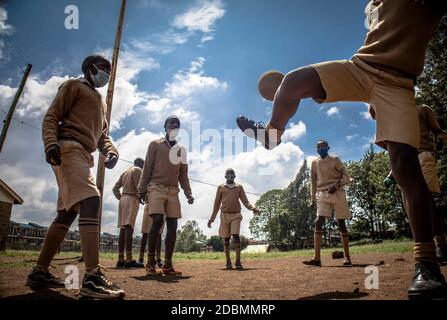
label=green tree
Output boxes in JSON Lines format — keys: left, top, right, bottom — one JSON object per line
{"left": 206, "top": 235, "right": 223, "bottom": 252}
{"left": 175, "top": 220, "right": 207, "bottom": 252}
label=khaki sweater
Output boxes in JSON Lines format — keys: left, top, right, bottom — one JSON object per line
{"left": 42, "top": 78, "right": 118, "bottom": 156}
{"left": 113, "top": 166, "right": 142, "bottom": 200}
{"left": 137, "top": 138, "right": 192, "bottom": 196}
{"left": 311, "top": 155, "right": 351, "bottom": 202}
{"left": 417, "top": 105, "right": 447, "bottom": 153}
{"left": 209, "top": 183, "right": 255, "bottom": 222}
{"left": 354, "top": 0, "right": 445, "bottom": 77}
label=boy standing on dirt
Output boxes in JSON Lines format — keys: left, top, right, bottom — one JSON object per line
{"left": 304, "top": 140, "right": 352, "bottom": 267}
{"left": 137, "top": 115, "right": 194, "bottom": 276}
{"left": 27, "top": 55, "right": 124, "bottom": 299}
{"left": 237, "top": 0, "right": 447, "bottom": 299}
{"left": 113, "top": 158, "right": 145, "bottom": 269}
{"left": 208, "top": 168, "right": 260, "bottom": 269}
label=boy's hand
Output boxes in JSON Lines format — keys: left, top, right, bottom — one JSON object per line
{"left": 138, "top": 192, "right": 146, "bottom": 205}
{"left": 328, "top": 184, "right": 338, "bottom": 194}
{"left": 207, "top": 220, "right": 212, "bottom": 228}
{"left": 187, "top": 195, "right": 194, "bottom": 204}
{"left": 46, "top": 144, "right": 62, "bottom": 166}
{"left": 104, "top": 153, "right": 118, "bottom": 169}
{"left": 253, "top": 207, "right": 261, "bottom": 215}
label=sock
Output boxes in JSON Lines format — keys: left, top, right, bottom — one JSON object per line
{"left": 434, "top": 235, "right": 447, "bottom": 249}
{"left": 147, "top": 253, "right": 156, "bottom": 267}
{"left": 413, "top": 242, "right": 437, "bottom": 264}
{"left": 79, "top": 218, "right": 100, "bottom": 271}
{"left": 126, "top": 251, "right": 133, "bottom": 262}
{"left": 235, "top": 243, "right": 241, "bottom": 264}
{"left": 224, "top": 240, "right": 231, "bottom": 261}
{"left": 314, "top": 230, "right": 323, "bottom": 261}
{"left": 341, "top": 232, "right": 351, "bottom": 260}
{"left": 36, "top": 223, "right": 70, "bottom": 268}
{"left": 266, "top": 122, "right": 285, "bottom": 144}
{"left": 118, "top": 253, "right": 125, "bottom": 262}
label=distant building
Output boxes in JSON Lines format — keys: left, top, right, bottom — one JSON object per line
{"left": 0, "top": 178, "right": 23, "bottom": 250}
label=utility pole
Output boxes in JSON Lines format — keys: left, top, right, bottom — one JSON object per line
{"left": 96, "top": 0, "right": 126, "bottom": 235}
{"left": 0, "top": 63, "right": 32, "bottom": 153}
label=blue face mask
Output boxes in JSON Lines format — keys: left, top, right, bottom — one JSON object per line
{"left": 317, "top": 147, "right": 329, "bottom": 158}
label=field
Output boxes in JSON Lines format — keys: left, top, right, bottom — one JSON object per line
{"left": 1, "top": 240, "right": 446, "bottom": 300}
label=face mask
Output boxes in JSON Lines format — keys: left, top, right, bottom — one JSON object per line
{"left": 317, "top": 147, "right": 329, "bottom": 158}
{"left": 167, "top": 128, "right": 179, "bottom": 140}
{"left": 90, "top": 64, "right": 110, "bottom": 88}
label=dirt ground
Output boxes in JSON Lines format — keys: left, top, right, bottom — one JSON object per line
{"left": 1, "top": 253, "right": 446, "bottom": 300}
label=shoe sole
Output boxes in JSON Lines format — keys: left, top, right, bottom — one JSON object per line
{"left": 408, "top": 289, "right": 447, "bottom": 300}
{"left": 162, "top": 271, "right": 182, "bottom": 276}
{"left": 80, "top": 288, "right": 125, "bottom": 299}
{"left": 26, "top": 278, "right": 65, "bottom": 288}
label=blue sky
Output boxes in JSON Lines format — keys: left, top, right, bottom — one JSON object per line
{"left": 0, "top": 0, "right": 376, "bottom": 236}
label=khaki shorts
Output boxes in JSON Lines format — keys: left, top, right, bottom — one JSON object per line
{"left": 146, "top": 184, "right": 181, "bottom": 218}
{"left": 219, "top": 212, "right": 243, "bottom": 238}
{"left": 418, "top": 151, "right": 441, "bottom": 194}
{"left": 117, "top": 195, "right": 139, "bottom": 229}
{"left": 316, "top": 189, "right": 351, "bottom": 220}
{"left": 141, "top": 203, "right": 165, "bottom": 234}
{"left": 52, "top": 140, "right": 100, "bottom": 212}
{"left": 311, "top": 57, "right": 419, "bottom": 150}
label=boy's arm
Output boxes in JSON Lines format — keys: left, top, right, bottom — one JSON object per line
{"left": 239, "top": 186, "right": 256, "bottom": 211}
{"left": 112, "top": 174, "right": 123, "bottom": 200}
{"left": 137, "top": 142, "right": 156, "bottom": 194}
{"left": 98, "top": 116, "right": 119, "bottom": 157}
{"left": 42, "top": 81, "right": 77, "bottom": 152}
{"left": 209, "top": 187, "right": 222, "bottom": 223}
{"left": 310, "top": 161, "right": 317, "bottom": 203}
{"left": 179, "top": 163, "right": 193, "bottom": 198}
{"left": 133, "top": 168, "right": 142, "bottom": 192}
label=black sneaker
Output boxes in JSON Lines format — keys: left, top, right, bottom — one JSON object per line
{"left": 342, "top": 258, "right": 352, "bottom": 267}
{"left": 226, "top": 260, "right": 233, "bottom": 269}
{"left": 26, "top": 266, "right": 65, "bottom": 288}
{"left": 408, "top": 262, "right": 447, "bottom": 300}
{"left": 235, "top": 261, "right": 243, "bottom": 270}
{"left": 116, "top": 261, "right": 125, "bottom": 269}
{"left": 156, "top": 259, "right": 163, "bottom": 269}
{"left": 302, "top": 259, "right": 322, "bottom": 267}
{"left": 124, "top": 260, "right": 144, "bottom": 268}
{"left": 80, "top": 267, "right": 125, "bottom": 299}
{"left": 436, "top": 246, "right": 447, "bottom": 264}
{"left": 236, "top": 116, "right": 280, "bottom": 150}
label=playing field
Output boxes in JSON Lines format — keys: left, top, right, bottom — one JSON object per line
{"left": 1, "top": 240, "right": 446, "bottom": 300}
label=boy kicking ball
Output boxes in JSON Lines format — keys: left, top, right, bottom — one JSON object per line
{"left": 208, "top": 169, "right": 260, "bottom": 269}
{"left": 236, "top": 0, "right": 447, "bottom": 299}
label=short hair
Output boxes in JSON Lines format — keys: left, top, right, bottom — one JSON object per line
{"left": 316, "top": 139, "right": 329, "bottom": 146}
{"left": 225, "top": 168, "right": 235, "bottom": 175}
{"left": 164, "top": 115, "right": 180, "bottom": 127}
{"left": 81, "top": 55, "right": 111, "bottom": 73}
{"left": 134, "top": 158, "right": 144, "bottom": 166}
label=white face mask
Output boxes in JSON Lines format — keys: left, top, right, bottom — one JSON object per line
{"left": 167, "top": 128, "right": 179, "bottom": 140}
{"left": 90, "top": 64, "right": 110, "bottom": 88}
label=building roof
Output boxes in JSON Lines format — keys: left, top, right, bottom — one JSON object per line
{"left": 0, "top": 178, "right": 24, "bottom": 204}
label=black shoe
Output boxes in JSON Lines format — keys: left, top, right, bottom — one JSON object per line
{"left": 302, "top": 259, "right": 322, "bottom": 267}
{"left": 408, "top": 262, "right": 447, "bottom": 300}
{"left": 436, "top": 246, "right": 447, "bottom": 264}
{"left": 26, "top": 267, "right": 65, "bottom": 288}
{"left": 342, "top": 258, "right": 352, "bottom": 267}
{"left": 235, "top": 261, "right": 243, "bottom": 270}
{"left": 116, "top": 261, "right": 125, "bottom": 269}
{"left": 124, "top": 260, "right": 144, "bottom": 268}
{"left": 236, "top": 116, "right": 280, "bottom": 150}
{"left": 156, "top": 259, "right": 163, "bottom": 269}
{"left": 226, "top": 260, "right": 233, "bottom": 269}
{"left": 80, "top": 267, "right": 125, "bottom": 299}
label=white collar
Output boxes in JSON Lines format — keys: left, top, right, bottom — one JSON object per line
{"left": 224, "top": 182, "right": 236, "bottom": 188}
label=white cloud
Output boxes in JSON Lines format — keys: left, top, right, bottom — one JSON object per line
{"left": 282, "top": 121, "right": 306, "bottom": 142}
{"left": 326, "top": 106, "right": 339, "bottom": 117}
{"left": 144, "top": 57, "right": 228, "bottom": 124}
{"left": 0, "top": 6, "right": 14, "bottom": 62}
{"left": 361, "top": 110, "right": 372, "bottom": 120}
{"left": 346, "top": 134, "right": 359, "bottom": 142}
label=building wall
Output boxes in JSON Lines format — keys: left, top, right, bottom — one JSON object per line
{"left": 0, "top": 201, "right": 13, "bottom": 250}
{"left": 0, "top": 188, "right": 14, "bottom": 204}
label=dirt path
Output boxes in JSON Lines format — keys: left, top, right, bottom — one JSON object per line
{"left": 1, "top": 253, "right": 446, "bottom": 300}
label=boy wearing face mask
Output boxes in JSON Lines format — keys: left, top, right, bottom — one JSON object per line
{"left": 304, "top": 140, "right": 352, "bottom": 267}
{"left": 27, "top": 55, "right": 124, "bottom": 299}
{"left": 113, "top": 158, "right": 145, "bottom": 269}
{"left": 137, "top": 115, "right": 194, "bottom": 276}
{"left": 208, "top": 169, "right": 260, "bottom": 269}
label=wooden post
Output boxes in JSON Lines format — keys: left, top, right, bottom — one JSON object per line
{"left": 0, "top": 64, "right": 32, "bottom": 153}
{"left": 96, "top": 0, "right": 127, "bottom": 235}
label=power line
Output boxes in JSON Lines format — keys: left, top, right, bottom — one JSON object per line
{"left": 2, "top": 34, "right": 28, "bottom": 66}
{"left": 0, "top": 114, "right": 261, "bottom": 196}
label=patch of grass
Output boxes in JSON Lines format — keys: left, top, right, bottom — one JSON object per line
{"left": 0, "top": 240, "right": 413, "bottom": 269}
